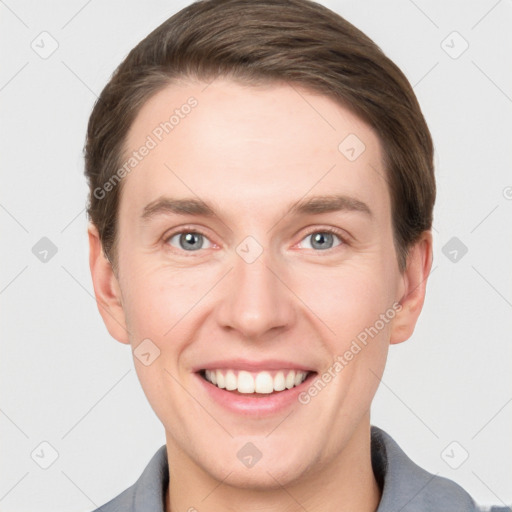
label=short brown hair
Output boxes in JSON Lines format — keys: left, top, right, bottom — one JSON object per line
{"left": 84, "top": 0, "right": 435, "bottom": 274}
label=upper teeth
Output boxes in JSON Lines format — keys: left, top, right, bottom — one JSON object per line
{"left": 204, "top": 369, "right": 309, "bottom": 394}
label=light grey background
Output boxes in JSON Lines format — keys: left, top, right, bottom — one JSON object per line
{"left": 1, "top": 0, "right": 511, "bottom": 510}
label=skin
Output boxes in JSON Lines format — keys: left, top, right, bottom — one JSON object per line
{"left": 88, "top": 78, "right": 432, "bottom": 512}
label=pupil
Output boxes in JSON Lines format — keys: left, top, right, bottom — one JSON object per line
{"left": 312, "top": 232, "right": 332, "bottom": 250}
{"left": 181, "top": 232, "right": 202, "bottom": 250}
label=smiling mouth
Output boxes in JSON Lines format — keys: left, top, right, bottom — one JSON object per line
{"left": 198, "top": 368, "right": 317, "bottom": 395}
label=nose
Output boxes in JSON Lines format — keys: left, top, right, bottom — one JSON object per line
{"left": 216, "top": 248, "right": 296, "bottom": 340}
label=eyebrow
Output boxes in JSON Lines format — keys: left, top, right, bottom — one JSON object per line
{"left": 140, "top": 194, "right": 373, "bottom": 222}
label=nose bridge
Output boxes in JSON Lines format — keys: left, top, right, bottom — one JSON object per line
{"left": 218, "top": 242, "right": 294, "bottom": 338}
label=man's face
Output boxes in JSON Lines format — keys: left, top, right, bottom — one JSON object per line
{"left": 108, "top": 78, "right": 408, "bottom": 486}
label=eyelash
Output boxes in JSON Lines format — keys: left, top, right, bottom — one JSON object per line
{"left": 163, "top": 225, "right": 349, "bottom": 255}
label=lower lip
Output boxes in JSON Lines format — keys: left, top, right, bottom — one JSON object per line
{"left": 194, "top": 371, "right": 317, "bottom": 417}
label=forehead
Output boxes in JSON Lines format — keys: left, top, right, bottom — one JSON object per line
{"left": 120, "top": 78, "right": 390, "bottom": 224}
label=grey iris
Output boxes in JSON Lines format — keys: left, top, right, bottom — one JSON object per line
{"left": 180, "top": 232, "right": 203, "bottom": 251}
{"left": 310, "top": 232, "right": 334, "bottom": 250}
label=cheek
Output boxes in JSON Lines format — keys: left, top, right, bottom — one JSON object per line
{"left": 295, "top": 263, "right": 392, "bottom": 338}
{"left": 120, "top": 257, "right": 212, "bottom": 339}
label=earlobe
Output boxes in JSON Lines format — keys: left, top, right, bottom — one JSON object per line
{"left": 87, "top": 223, "right": 130, "bottom": 345}
{"left": 389, "top": 230, "right": 433, "bottom": 345}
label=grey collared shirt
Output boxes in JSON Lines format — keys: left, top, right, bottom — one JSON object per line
{"left": 92, "top": 426, "right": 509, "bottom": 511}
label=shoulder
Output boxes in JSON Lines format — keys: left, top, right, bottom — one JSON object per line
{"left": 371, "top": 426, "right": 509, "bottom": 512}
{"left": 91, "top": 485, "right": 135, "bottom": 512}
{"left": 90, "top": 445, "right": 169, "bottom": 512}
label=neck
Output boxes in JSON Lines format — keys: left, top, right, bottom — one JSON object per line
{"left": 165, "top": 418, "right": 381, "bottom": 512}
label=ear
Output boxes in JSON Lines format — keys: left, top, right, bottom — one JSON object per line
{"left": 389, "top": 230, "right": 433, "bottom": 345}
{"left": 88, "top": 222, "right": 130, "bottom": 345}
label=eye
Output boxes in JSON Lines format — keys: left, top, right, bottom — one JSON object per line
{"left": 165, "top": 230, "right": 213, "bottom": 252}
{"left": 298, "top": 228, "right": 345, "bottom": 251}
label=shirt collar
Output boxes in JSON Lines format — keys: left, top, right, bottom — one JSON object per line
{"left": 371, "top": 425, "right": 477, "bottom": 511}
{"left": 125, "top": 425, "right": 478, "bottom": 512}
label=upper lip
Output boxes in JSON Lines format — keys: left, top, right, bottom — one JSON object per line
{"left": 193, "top": 359, "right": 317, "bottom": 373}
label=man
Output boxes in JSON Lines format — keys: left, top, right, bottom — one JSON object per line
{"left": 84, "top": 0, "right": 507, "bottom": 510}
